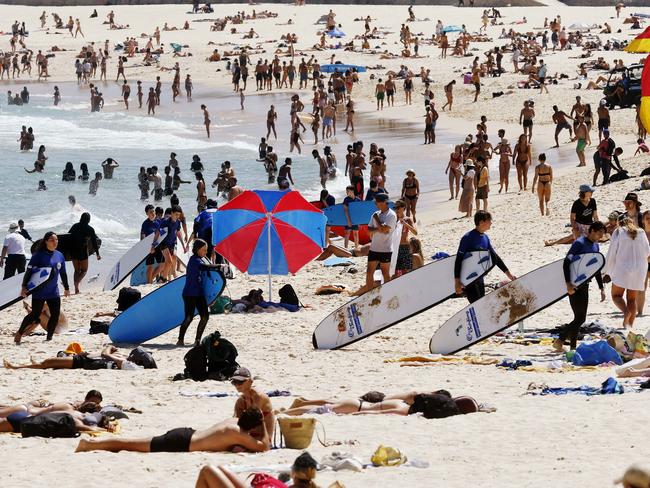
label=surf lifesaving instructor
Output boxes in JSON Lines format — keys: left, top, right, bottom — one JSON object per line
{"left": 15, "top": 232, "right": 70, "bottom": 345}
{"left": 455, "top": 211, "right": 515, "bottom": 302}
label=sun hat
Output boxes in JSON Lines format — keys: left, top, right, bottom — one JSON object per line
{"left": 8, "top": 222, "right": 18, "bottom": 231}
{"left": 624, "top": 192, "right": 642, "bottom": 206}
{"left": 406, "top": 169, "right": 415, "bottom": 176}
{"left": 579, "top": 184, "right": 595, "bottom": 193}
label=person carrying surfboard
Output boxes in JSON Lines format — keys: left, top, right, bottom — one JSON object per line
{"left": 553, "top": 221, "right": 606, "bottom": 352}
{"left": 455, "top": 211, "right": 515, "bottom": 302}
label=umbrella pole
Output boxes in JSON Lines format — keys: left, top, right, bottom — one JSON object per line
{"left": 267, "top": 213, "right": 272, "bottom": 301}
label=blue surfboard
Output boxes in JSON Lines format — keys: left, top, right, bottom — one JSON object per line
{"left": 323, "top": 201, "right": 393, "bottom": 226}
{"left": 109, "top": 268, "right": 226, "bottom": 344}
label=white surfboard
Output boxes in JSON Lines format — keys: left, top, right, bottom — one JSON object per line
{"left": 429, "top": 252, "right": 605, "bottom": 355}
{"left": 103, "top": 229, "right": 167, "bottom": 291}
{"left": 313, "top": 250, "right": 493, "bottom": 350}
{"left": 0, "top": 267, "right": 53, "bottom": 312}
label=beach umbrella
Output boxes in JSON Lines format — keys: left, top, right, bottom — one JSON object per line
{"left": 625, "top": 27, "right": 650, "bottom": 134}
{"left": 212, "top": 190, "right": 326, "bottom": 300}
{"left": 327, "top": 27, "right": 346, "bottom": 38}
{"left": 443, "top": 25, "right": 462, "bottom": 33}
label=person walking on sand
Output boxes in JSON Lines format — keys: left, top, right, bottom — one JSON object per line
{"left": 519, "top": 100, "right": 535, "bottom": 142}
{"left": 442, "top": 80, "right": 455, "bottom": 111}
{"left": 121, "top": 80, "right": 131, "bottom": 110}
{"left": 185, "top": 75, "right": 193, "bottom": 101}
{"left": 68, "top": 212, "right": 101, "bottom": 294}
{"left": 537, "top": 59, "right": 548, "bottom": 94}
{"left": 401, "top": 170, "right": 420, "bottom": 223}
{"left": 512, "top": 134, "right": 531, "bottom": 191}
{"left": 201, "top": 105, "right": 211, "bottom": 138}
{"left": 147, "top": 87, "right": 156, "bottom": 115}
{"left": 552, "top": 105, "right": 573, "bottom": 148}
{"left": 177, "top": 239, "right": 212, "bottom": 346}
{"left": 553, "top": 221, "right": 606, "bottom": 352}
{"left": 474, "top": 157, "right": 490, "bottom": 212}
{"left": 1, "top": 222, "right": 27, "bottom": 280}
{"left": 455, "top": 210, "right": 515, "bottom": 303}
{"left": 375, "top": 79, "right": 385, "bottom": 110}
{"left": 266, "top": 105, "right": 277, "bottom": 140}
{"left": 445, "top": 145, "right": 463, "bottom": 200}
{"left": 355, "top": 193, "right": 396, "bottom": 296}
{"left": 15, "top": 232, "right": 70, "bottom": 344}
{"left": 603, "top": 215, "right": 650, "bottom": 328}
{"left": 471, "top": 67, "right": 481, "bottom": 103}
{"left": 74, "top": 18, "right": 84, "bottom": 38}
{"left": 531, "top": 153, "right": 553, "bottom": 216}
{"left": 494, "top": 138, "right": 512, "bottom": 193}
{"left": 573, "top": 115, "right": 588, "bottom": 167}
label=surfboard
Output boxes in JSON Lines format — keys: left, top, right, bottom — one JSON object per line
{"left": 103, "top": 230, "right": 168, "bottom": 291}
{"left": 323, "top": 201, "right": 389, "bottom": 227}
{"left": 31, "top": 233, "right": 101, "bottom": 262}
{"left": 129, "top": 236, "right": 188, "bottom": 287}
{"left": 311, "top": 200, "right": 370, "bottom": 244}
{"left": 429, "top": 252, "right": 605, "bottom": 355}
{"left": 109, "top": 267, "right": 226, "bottom": 344}
{"left": 0, "top": 267, "right": 54, "bottom": 312}
{"left": 313, "top": 250, "right": 493, "bottom": 350}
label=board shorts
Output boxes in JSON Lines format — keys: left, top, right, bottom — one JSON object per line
{"left": 72, "top": 354, "right": 117, "bottom": 370}
{"left": 556, "top": 121, "right": 571, "bottom": 131}
{"left": 522, "top": 118, "right": 533, "bottom": 128}
{"left": 300, "top": 73, "right": 308, "bottom": 81}
{"left": 150, "top": 427, "right": 196, "bottom": 453}
{"left": 368, "top": 250, "right": 392, "bottom": 263}
{"left": 313, "top": 70, "right": 320, "bottom": 80}
{"left": 376, "top": 92, "right": 385, "bottom": 101}
{"left": 476, "top": 186, "right": 489, "bottom": 199}
{"left": 395, "top": 244, "right": 412, "bottom": 271}
{"left": 474, "top": 82, "right": 481, "bottom": 91}
{"left": 576, "top": 139, "right": 587, "bottom": 152}
{"left": 323, "top": 117, "right": 333, "bottom": 127}
{"left": 145, "top": 248, "right": 164, "bottom": 266}
{"left": 538, "top": 77, "right": 545, "bottom": 84}
{"left": 598, "top": 118, "right": 609, "bottom": 130}
{"left": 345, "top": 224, "right": 359, "bottom": 231}
{"left": 387, "top": 89, "right": 395, "bottom": 97}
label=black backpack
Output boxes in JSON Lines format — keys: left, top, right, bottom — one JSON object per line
{"left": 278, "top": 284, "right": 301, "bottom": 307}
{"left": 183, "top": 343, "right": 208, "bottom": 381}
{"left": 21, "top": 413, "right": 79, "bottom": 438}
{"left": 117, "top": 287, "right": 142, "bottom": 312}
{"left": 204, "top": 332, "right": 239, "bottom": 380}
{"left": 127, "top": 347, "right": 157, "bottom": 369}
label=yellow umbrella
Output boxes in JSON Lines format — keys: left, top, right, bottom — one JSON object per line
{"left": 625, "top": 27, "right": 650, "bottom": 133}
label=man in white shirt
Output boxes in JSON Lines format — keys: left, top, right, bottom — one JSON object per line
{"left": 1, "top": 222, "right": 27, "bottom": 279}
{"left": 363, "top": 193, "right": 397, "bottom": 294}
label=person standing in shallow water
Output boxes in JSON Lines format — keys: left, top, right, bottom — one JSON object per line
{"left": 201, "top": 104, "right": 211, "bottom": 138}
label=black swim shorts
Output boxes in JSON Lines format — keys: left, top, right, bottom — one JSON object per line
{"left": 368, "top": 250, "right": 392, "bottom": 263}
{"left": 150, "top": 427, "right": 196, "bottom": 453}
{"left": 72, "top": 354, "right": 115, "bottom": 370}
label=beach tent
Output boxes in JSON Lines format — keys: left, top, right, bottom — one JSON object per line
{"left": 625, "top": 27, "right": 650, "bottom": 134}
{"left": 212, "top": 190, "right": 326, "bottom": 300}
{"left": 443, "top": 25, "right": 462, "bottom": 33}
{"left": 320, "top": 64, "right": 366, "bottom": 73}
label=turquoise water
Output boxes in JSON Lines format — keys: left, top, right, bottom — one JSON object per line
{"left": 0, "top": 82, "right": 465, "bottom": 279}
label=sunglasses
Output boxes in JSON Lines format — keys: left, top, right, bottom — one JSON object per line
{"left": 231, "top": 379, "right": 245, "bottom": 386}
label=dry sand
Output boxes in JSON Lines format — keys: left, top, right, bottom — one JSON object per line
{"left": 2, "top": 3, "right": 650, "bottom": 487}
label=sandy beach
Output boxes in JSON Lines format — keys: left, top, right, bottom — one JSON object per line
{"left": 2, "top": 2, "right": 650, "bottom": 487}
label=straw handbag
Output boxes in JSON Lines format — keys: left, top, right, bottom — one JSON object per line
{"left": 274, "top": 417, "right": 328, "bottom": 449}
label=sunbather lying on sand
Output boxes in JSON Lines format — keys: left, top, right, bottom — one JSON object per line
{"left": 3, "top": 345, "right": 155, "bottom": 371}
{"left": 280, "top": 391, "right": 479, "bottom": 418}
{"left": 1, "top": 401, "right": 114, "bottom": 434}
{"left": 75, "top": 408, "right": 269, "bottom": 453}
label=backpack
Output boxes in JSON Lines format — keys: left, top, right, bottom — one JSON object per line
{"left": 21, "top": 413, "right": 79, "bottom": 438}
{"left": 204, "top": 331, "right": 239, "bottom": 380}
{"left": 127, "top": 347, "right": 157, "bottom": 369}
{"left": 278, "top": 284, "right": 300, "bottom": 307}
{"left": 116, "top": 287, "right": 141, "bottom": 312}
{"left": 183, "top": 343, "right": 208, "bottom": 381}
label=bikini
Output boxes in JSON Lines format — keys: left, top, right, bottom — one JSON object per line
{"left": 403, "top": 179, "right": 418, "bottom": 200}
{"left": 538, "top": 166, "right": 552, "bottom": 186}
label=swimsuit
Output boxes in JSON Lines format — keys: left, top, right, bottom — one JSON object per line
{"left": 150, "top": 427, "right": 196, "bottom": 452}
{"left": 522, "top": 118, "right": 533, "bottom": 128}
{"left": 576, "top": 139, "right": 587, "bottom": 152}
{"left": 7, "top": 411, "right": 30, "bottom": 433}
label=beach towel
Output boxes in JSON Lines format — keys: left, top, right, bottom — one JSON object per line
{"left": 530, "top": 377, "right": 624, "bottom": 396}
{"left": 322, "top": 256, "right": 353, "bottom": 267}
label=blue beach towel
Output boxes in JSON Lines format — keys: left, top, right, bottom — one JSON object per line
{"left": 572, "top": 341, "right": 622, "bottom": 366}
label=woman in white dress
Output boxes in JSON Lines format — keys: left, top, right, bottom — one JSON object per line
{"left": 603, "top": 216, "right": 650, "bottom": 327}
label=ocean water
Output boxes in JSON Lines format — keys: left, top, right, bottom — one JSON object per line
{"left": 0, "top": 81, "right": 463, "bottom": 280}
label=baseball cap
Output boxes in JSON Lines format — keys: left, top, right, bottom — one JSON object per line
{"left": 624, "top": 192, "right": 642, "bottom": 206}
{"left": 8, "top": 222, "right": 18, "bottom": 231}
{"left": 579, "top": 184, "right": 595, "bottom": 193}
{"left": 231, "top": 367, "right": 252, "bottom": 381}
